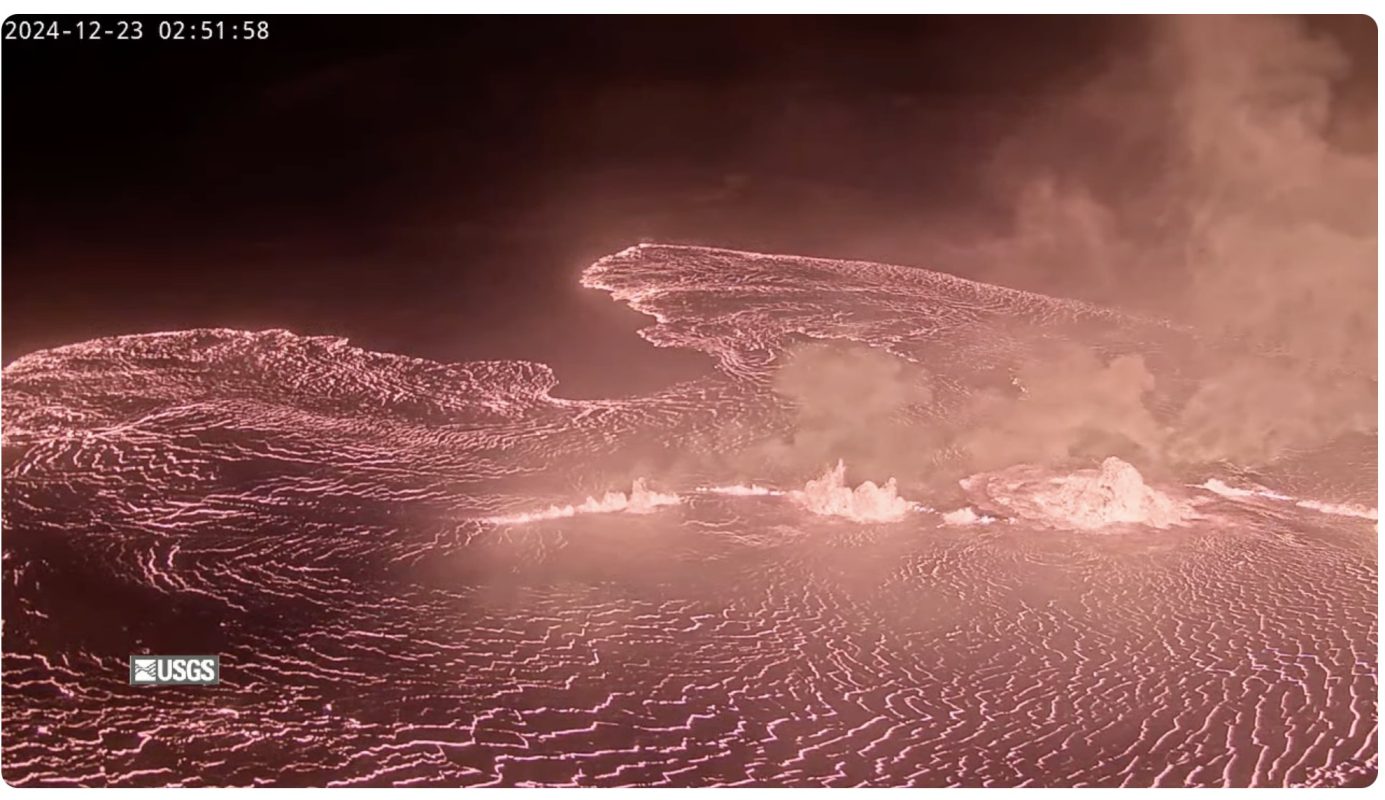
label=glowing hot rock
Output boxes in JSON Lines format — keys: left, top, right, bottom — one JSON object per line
{"left": 793, "top": 460, "right": 911, "bottom": 522}
{"left": 962, "top": 456, "right": 1195, "bottom": 531}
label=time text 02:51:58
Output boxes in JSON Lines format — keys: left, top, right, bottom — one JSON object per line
{"left": 3, "top": 19, "right": 270, "bottom": 41}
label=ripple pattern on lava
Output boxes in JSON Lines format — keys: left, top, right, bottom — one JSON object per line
{"left": 2, "top": 245, "right": 1375, "bottom": 787}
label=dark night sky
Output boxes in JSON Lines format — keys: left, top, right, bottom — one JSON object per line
{"left": 3, "top": 15, "right": 1357, "bottom": 395}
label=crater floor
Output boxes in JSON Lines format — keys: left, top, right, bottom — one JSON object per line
{"left": 1, "top": 245, "right": 1375, "bottom": 787}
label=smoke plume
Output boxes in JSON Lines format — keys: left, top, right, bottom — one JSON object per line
{"left": 959, "top": 344, "right": 1166, "bottom": 471}
{"left": 719, "top": 17, "right": 1372, "bottom": 486}
{"left": 945, "top": 15, "right": 1376, "bottom": 467}
{"left": 751, "top": 342, "right": 937, "bottom": 477}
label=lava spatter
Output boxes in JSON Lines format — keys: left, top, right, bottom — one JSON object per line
{"left": 961, "top": 457, "right": 1199, "bottom": 531}
{"left": 483, "top": 478, "right": 681, "bottom": 524}
{"left": 792, "top": 460, "right": 912, "bottom": 523}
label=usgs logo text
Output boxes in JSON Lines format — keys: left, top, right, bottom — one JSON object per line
{"left": 129, "top": 655, "right": 220, "bottom": 685}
